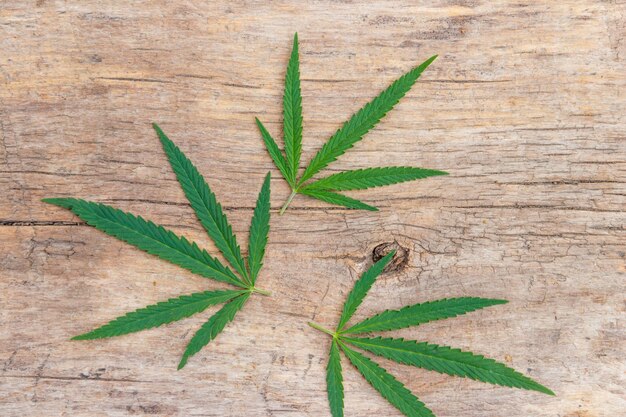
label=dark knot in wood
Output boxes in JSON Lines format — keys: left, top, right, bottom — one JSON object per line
{"left": 372, "top": 241, "right": 409, "bottom": 273}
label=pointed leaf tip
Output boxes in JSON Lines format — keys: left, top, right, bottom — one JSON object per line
{"left": 41, "top": 197, "right": 75, "bottom": 209}
{"left": 152, "top": 123, "right": 165, "bottom": 136}
{"left": 417, "top": 55, "right": 438, "bottom": 72}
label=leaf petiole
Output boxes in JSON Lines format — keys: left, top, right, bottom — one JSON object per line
{"left": 308, "top": 322, "right": 337, "bottom": 338}
{"left": 250, "top": 287, "right": 272, "bottom": 296}
{"left": 279, "top": 190, "right": 297, "bottom": 215}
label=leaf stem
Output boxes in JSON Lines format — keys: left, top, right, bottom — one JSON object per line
{"left": 308, "top": 322, "right": 337, "bottom": 338}
{"left": 250, "top": 287, "right": 272, "bottom": 296}
{"left": 279, "top": 190, "right": 297, "bottom": 215}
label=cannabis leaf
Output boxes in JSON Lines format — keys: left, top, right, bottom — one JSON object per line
{"left": 309, "top": 251, "right": 554, "bottom": 417}
{"left": 43, "top": 124, "right": 273, "bottom": 369}
{"left": 256, "top": 34, "right": 448, "bottom": 214}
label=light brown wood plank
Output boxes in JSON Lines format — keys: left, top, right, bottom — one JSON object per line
{"left": 1, "top": 1, "right": 624, "bottom": 416}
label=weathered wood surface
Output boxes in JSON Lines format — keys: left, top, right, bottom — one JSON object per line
{"left": 1, "top": 1, "right": 624, "bottom": 416}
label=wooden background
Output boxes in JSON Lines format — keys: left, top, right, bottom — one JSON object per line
{"left": 1, "top": 1, "right": 624, "bottom": 416}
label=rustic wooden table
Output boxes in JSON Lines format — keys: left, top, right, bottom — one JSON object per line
{"left": 1, "top": 2, "right": 624, "bottom": 416}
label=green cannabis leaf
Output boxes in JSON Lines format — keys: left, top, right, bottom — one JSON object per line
{"left": 43, "top": 124, "right": 273, "bottom": 369}
{"left": 309, "top": 251, "right": 554, "bottom": 417}
{"left": 256, "top": 34, "right": 448, "bottom": 214}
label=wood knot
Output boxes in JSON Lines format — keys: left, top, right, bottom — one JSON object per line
{"left": 372, "top": 241, "right": 409, "bottom": 273}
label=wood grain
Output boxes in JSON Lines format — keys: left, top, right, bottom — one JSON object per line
{"left": 1, "top": 1, "right": 624, "bottom": 416}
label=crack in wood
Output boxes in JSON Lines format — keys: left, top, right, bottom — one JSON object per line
{"left": 447, "top": 205, "right": 624, "bottom": 213}
{"left": 0, "top": 374, "right": 156, "bottom": 383}
{"left": 0, "top": 220, "right": 83, "bottom": 226}
{"left": 95, "top": 77, "right": 174, "bottom": 84}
